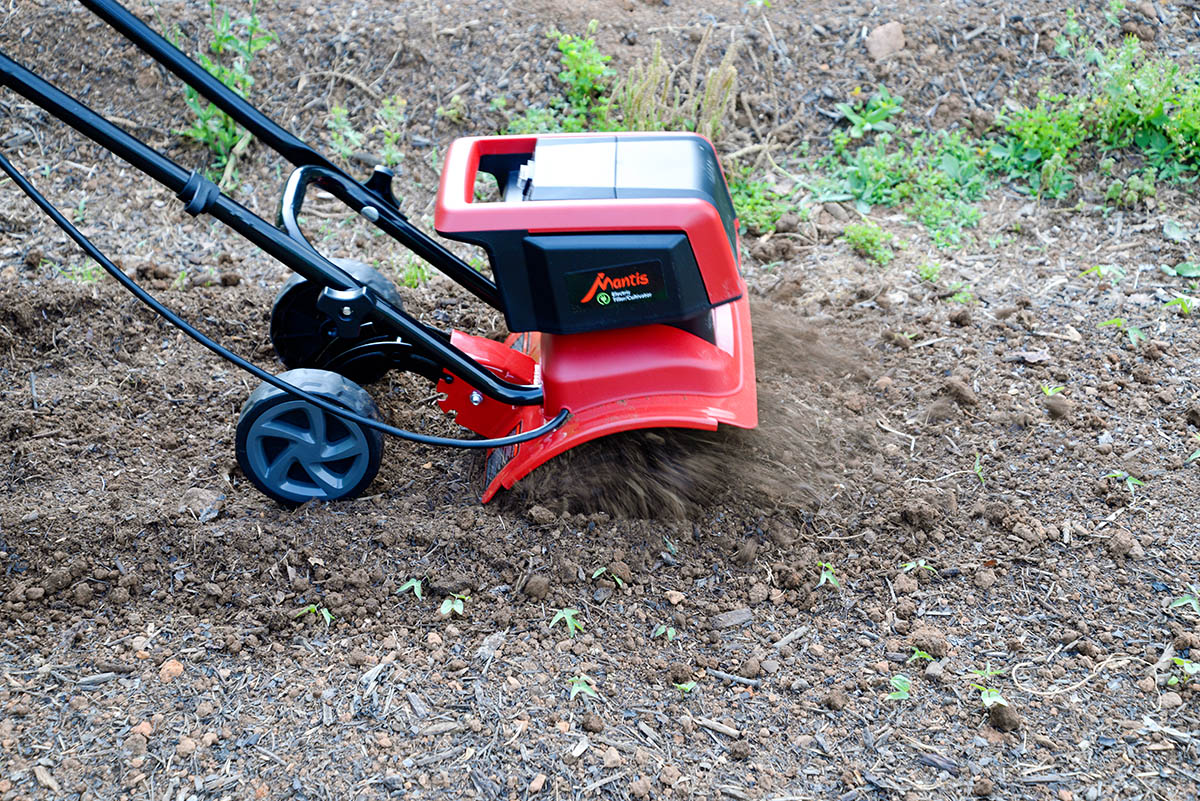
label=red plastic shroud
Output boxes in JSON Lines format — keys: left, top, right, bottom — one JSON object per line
{"left": 433, "top": 131, "right": 756, "bottom": 501}
{"left": 437, "top": 290, "right": 756, "bottom": 502}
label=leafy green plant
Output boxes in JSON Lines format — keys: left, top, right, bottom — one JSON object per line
{"left": 1164, "top": 296, "right": 1194, "bottom": 315}
{"left": 1080, "top": 263, "right": 1126, "bottom": 281}
{"left": 1040, "top": 384, "right": 1065, "bottom": 396}
{"left": 916, "top": 263, "right": 941, "bottom": 283}
{"left": 887, "top": 674, "right": 912, "bottom": 701}
{"left": 969, "top": 663, "right": 1005, "bottom": 680}
{"left": 948, "top": 282, "right": 975, "bottom": 304}
{"left": 971, "top": 684, "right": 1008, "bottom": 709}
{"left": 567, "top": 673, "right": 598, "bottom": 701}
{"left": 592, "top": 567, "right": 625, "bottom": 590}
{"left": 60, "top": 262, "right": 102, "bottom": 283}
{"left": 728, "top": 168, "right": 795, "bottom": 235}
{"left": 176, "top": 0, "right": 276, "bottom": 183}
{"left": 1105, "top": 470, "right": 1145, "bottom": 497}
{"left": 294, "top": 603, "right": 334, "bottom": 627}
{"left": 326, "top": 106, "right": 364, "bottom": 160}
{"left": 842, "top": 220, "right": 894, "bottom": 265}
{"left": 398, "top": 578, "right": 423, "bottom": 600}
{"left": 439, "top": 592, "right": 468, "bottom": 617}
{"left": 816, "top": 562, "right": 840, "bottom": 590}
{"left": 400, "top": 259, "right": 430, "bottom": 289}
{"left": 835, "top": 85, "right": 904, "bottom": 139}
{"left": 973, "top": 453, "right": 986, "bottom": 486}
{"left": 673, "top": 680, "right": 697, "bottom": 698}
{"left": 908, "top": 648, "right": 934, "bottom": 664}
{"left": 901, "top": 559, "right": 935, "bottom": 574}
{"left": 1167, "top": 657, "right": 1200, "bottom": 686}
{"left": 375, "top": 95, "right": 407, "bottom": 167}
{"left": 1169, "top": 584, "right": 1200, "bottom": 615}
{"left": 1187, "top": 434, "right": 1200, "bottom": 465}
{"left": 435, "top": 94, "right": 469, "bottom": 125}
{"left": 652, "top": 624, "right": 678, "bottom": 642}
{"left": 550, "top": 607, "right": 585, "bottom": 637}
{"left": 1098, "top": 317, "right": 1146, "bottom": 347}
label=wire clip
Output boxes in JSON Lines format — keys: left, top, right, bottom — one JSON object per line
{"left": 176, "top": 170, "right": 220, "bottom": 216}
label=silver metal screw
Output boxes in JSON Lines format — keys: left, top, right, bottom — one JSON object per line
{"left": 361, "top": 205, "right": 379, "bottom": 222}
{"left": 341, "top": 306, "right": 353, "bottom": 317}
{"left": 469, "top": 391, "right": 483, "bottom": 406}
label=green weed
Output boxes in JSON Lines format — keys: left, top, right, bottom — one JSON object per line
{"left": 439, "top": 592, "right": 468, "bottom": 617}
{"left": 176, "top": 0, "right": 276, "bottom": 184}
{"left": 1164, "top": 296, "right": 1194, "bottom": 315}
{"left": 673, "top": 680, "right": 697, "bottom": 698}
{"left": 1098, "top": 317, "right": 1146, "bottom": 347}
{"left": 842, "top": 221, "right": 894, "bottom": 265}
{"left": 916, "top": 263, "right": 941, "bottom": 283}
{"left": 550, "top": 607, "right": 585, "bottom": 637}
{"left": 816, "top": 561, "right": 840, "bottom": 590}
{"left": 1104, "top": 470, "right": 1145, "bottom": 497}
{"left": 326, "top": 106, "right": 363, "bottom": 160}
{"left": 728, "top": 168, "right": 794, "bottom": 235}
{"left": 1040, "top": 384, "right": 1065, "bottom": 396}
{"left": 1169, "top": 584, "right": 1200, "bottom": 614}
{"left": 887, "top": 674, "right": 912, "bottom": 701}
{"left": 397, "top": 578, "right": 423, "bottom": 600}
{"left": 653, "top": 624, "right": 678, "bottom": 642}
{"left": 567, "top": 674, "right": 598, "bottom": 701}
{"left": 835, "top": 85, "right": 904, "bottom": 139}
{"left": 294, "top": 603, "right": 334, "bottom": 627}
{"left": 908, "top": 648, "right": 934, "bottom": 664}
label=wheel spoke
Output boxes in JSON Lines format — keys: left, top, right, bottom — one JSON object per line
{"left": 256, "top": 418, "right": 316, "bottom": 445}
{"left": 302, "top": 404, "right": 328, "bottom": 444}
{"left": 320, "top": 436, "right": 362, "bottom": 462}
{"left": 300, "top": 461, "right": 344, "bottom": 494}
{"left": 264, "top": 443, "right": 302, "bottom": 485}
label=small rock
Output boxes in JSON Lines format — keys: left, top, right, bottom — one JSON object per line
{"left": 1044, "top": 394, "right": 1073, "bottom": 420}
{"left": 740, "top": 657, "right": 761, "bottom": 679}
{"left": 158, "top": 659, "right": 184, "bottom": 683}
{"left": 973, "top": 569, "right": 997, "bottom": 590}
{"left": 123, "top": 733, "right": 147, "bottom": 754}
{"left": 32, "top": 766, "right": 59, "bottom": 793}
{"left": 822, "top": 689, "right": 849, "bottom": 710}
{"left": 529, "top": 773, "right": 547, "bottom": 793}
{"left": 659, "top": 764, "right": 681, "bottom": 787}
{"left": 603, "top": 745, "right": 622, "bottom": 768}
{"left": 866, "top": 21, "right": 905, "bottom": 61}
{"left": 523, "top": 574, "right": 551, "bottom": 600}
{"left": 527, "top": 505, "right": 556, "bottom": 525}
{"left": 375, "top": 731, "right": 393, "bottom": 748}
{"left": 775, "top": 212, "right": 801, "bottom": 233}
{"left": 196, "top": 701, "right": 214, "bottom": 717}
{"left": 893, "top": 572, "right": 918, "bottom": 594}
{"left": 74, "top": 583, "right": 94, "bottom": 605}
{"left": 664, "top": 590, "right": 685, "bottom": 606}
{"left": 1107, "top": 529, "right": 1135, "bottom": 557}
{"left": 582, "top": 713, "right": 605, "bottom": 733}
{"left": 24, "top": 586, "right": 45, "bottom": 601}
{"left": 175, "top": 736, "right": 197, "bottom": 757}
{"left": 630, "top": 776, "right": 652, "bottom": 799}
{"left": 944, "top": 377, "right": 978, "bottom": 407}
{"left": 809, "top": 643, "right": 827, "bottom": 659}
{"left": 748, "top": 582, "right": 769, "bottom": 605}
{"left": 131, "top": 720, "right": 152, "bottom": 738}
{"left": 730, "top": 739, "right": 752, "bottom": 760}
{"left": 949, "top": 307, "right": 972, "bottom": 327}
{"left": 925, "top": 660, "right": 945, "bottom": 682}
{"left": 973, "top": 777, "right": 995, "bottom": 796}
{"left": 760, "top": 659, "right": 780, "bottom": 675}
{"left": 347, "top": 648, "right": 375, "bottom": 667}
{"left": 711, "top": 608, "right": 753, "bottom": 629}
{"left": 910, "top": 626, "right": 950, "bottom": 659}
{"left": 1137, "top": 675, "right": 1156, "bottom": 693}
{"left": 988, "top": 702, "right": 1021, "bottom": 732}
{"left": 178, "top": 487, "right": 223, "bottom": 522}
{"left": 1159, "top": 691, "right": 1183, "bottom": 709}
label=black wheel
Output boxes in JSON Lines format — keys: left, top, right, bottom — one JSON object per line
{"left": 270, "top": 257, "right": 405, "bottom": 384}
{"left": 235, "top": 369, "right": 383, "bottom": 505}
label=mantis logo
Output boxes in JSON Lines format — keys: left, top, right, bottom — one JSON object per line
{"left": 579, "top": 270, "right": 650, "bottom": 304}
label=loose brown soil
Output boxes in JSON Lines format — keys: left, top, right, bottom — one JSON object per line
{"left": 2, "top": 1, "right": 1199, "bottom": 800}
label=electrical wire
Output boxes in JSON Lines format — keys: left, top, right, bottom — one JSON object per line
{"left": 0, "top": 150, "right": 568, "bottom": 449}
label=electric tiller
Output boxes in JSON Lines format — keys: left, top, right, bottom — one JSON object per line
{"left": 0, "top": 0, "right": 757, "bottom": 505}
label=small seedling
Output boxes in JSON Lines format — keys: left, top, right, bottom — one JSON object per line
{"left": 908, "top": 648, "right": 934, "bottom": 664}
{"left": 592, "top": 566, "right": 625, "bottom": 589}
{"left": 1164, "top": 296, "right": 1194, "bottom": 315}
{"left": 1040, "top": 384, "right": 1064, "bottom": 396}
{"left": 901, "top": 559, "right": 935, "bottom": 574}
{"left": 842, "top": 220, "right": 894, "bottom": 266}
{"left": 1104, "top": 470, "right": 1145, "bottom": 497}
{"left": 1167, "top": 657, "right": 1200, "bottom": 686}
{"left": 969, "top": 663, "right": 1005, "bottom": 680}
{"left": 653, "top": 624, "right": 678, "bottom": 642}
{"left": 550, "top": 607, "right": 585, "bottom": 637}
{"left": 816, "top": 561, "right": 840, "bottom": 589}
{"left": 673, "top": 680, "right": 697, "bottom": 698}
{"left": 439, "top": 592, "right": 468, "bottom": 617}
{"left": 971, "top": 684, "right": 1008, "bottom": 709}
{"left": 1169, "top": 584, "right": 1200, "bottom": 615}
{"left": 916, "top": 263, "right": 941, "bottom": 283}
{"left": 397, "top": 578, "right": 423, "bottom": 600}
{"left": 1079, "top": 263, "right": 1125, "bottom": 281}
{"left": 567, "top": 673, "right": 597, "bottom": 701}
{"left": 887, "top": 674, "right": 912, "bottom": 701}
{"left": 948, "top": 282, "right": 975, "bottom": 304}
{"left": 294, "top": 603, "right": 334, "bottom": 627}
{"left": 973, "top": 453, "right": 986, "bottom": 486}
{"left": 1098, "top": 317, "right": 1145, "bottom": 347}
{"left": 1188, "top": 434, "right": 1200, "bottom": 464}
{"left": 834, "top": 85, "right": 904, "bottom": 139}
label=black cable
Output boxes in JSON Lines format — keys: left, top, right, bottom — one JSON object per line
{"left": 0, "top": 150, "right": 568, "bottom": 449}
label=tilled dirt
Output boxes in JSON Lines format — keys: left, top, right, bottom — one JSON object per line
{"left": 2, "top": 1, "right": 1199, "bottom": 800}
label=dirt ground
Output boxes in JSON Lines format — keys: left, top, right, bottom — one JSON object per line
{"left": 1, "top": 0, "right": 1199, "bottom": 799}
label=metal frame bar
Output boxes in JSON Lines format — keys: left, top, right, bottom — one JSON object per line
{"left": 0, "top": 1, "right": 543, "bottom": 406}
